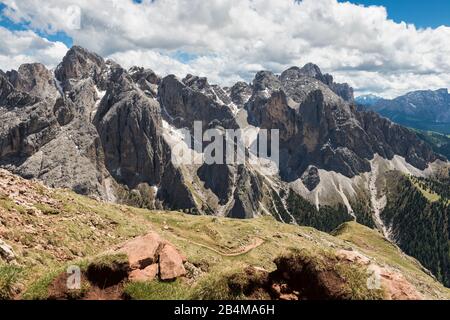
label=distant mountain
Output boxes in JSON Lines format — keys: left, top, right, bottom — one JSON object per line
{"left": 359, "top": 89, "right": 450, "bottom": 135}
{"left": 355, "top": 94, "right": 383, "bottom": 106}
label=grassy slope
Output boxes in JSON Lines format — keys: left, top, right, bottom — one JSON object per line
{"left": 411, "top": 180, "right": 442, "bottom": 203}
{"left": 1, "top": 173, "right": 449, "bottom": 300}
{"left": 333, "top": 222, "right": 448, "bottom": 297}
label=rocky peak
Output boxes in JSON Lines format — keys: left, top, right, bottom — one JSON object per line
{"left": 6, "top": 63, "right": 57, "bottom": 99}
{"left": 159, "top": 74, "right": 237, "bottom": 130}
{"left": 229, "top": 81, "right": 252, "bottom": 107}
{"left": 300, "top": 63, "right": 323, "bottom": 78}
{"left": 252, "top": 71, "right": 281, "bottom": 93}
{"left": 129, "top": 66, "right": 160, "bottom": 84}
{"left": 245, "top": 65, "right": 437, "bottom": 180}
{"left": 128, "top": 66, "right": 160, "bottom": 97}
{"left": 0, "top": 70, "right": 38, "bottom": 108}
{"left": 280, "top": 64, "right": 354, "bottom": 102}
{"left": 182, "top": 74, "right": 209, "bottom": 90}
{"left": 280, "top": 66, "right": 303, "bottom": 82}
{"left": 55, "top": 46, "right": 106, "bottom": 86}
{"left": 178, "top": 74, "right": 231, "bottom": 106}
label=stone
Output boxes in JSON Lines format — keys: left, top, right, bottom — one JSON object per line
{"left": 129, "top": 264, "right": 159, "bottom": 283}
{"left": 0, "top": 239, "right": 15, "bottom": 262}
{"left": 184, "top": 262, "right": 202, "bottom": 281}
{"left": 337, "top": 249, "right": 371, "bottom": 266}
{"left": 118, "top": 232, "right": 163, "bottom": 269}
{"left": 159, "top": 244, "right": 186, "bottom": 281}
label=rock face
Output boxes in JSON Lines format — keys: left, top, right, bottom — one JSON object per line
{"left": 228, "top": 81, "right": 252, "bottom": 107}
{"left": 0, "top": 45, "right": 445, "bottom": 222}
{"left": 158, "top": 74, "right": 238, "bottom": 131}
{"left": 7, "top": 63, "right": 58, "bottom": 99}
{"left": 55, "top": 45, "right": 106, "bottom": 85}
{"left": 245, "top": 65, "right": 440, "bottom": 180}
{"left": 301, "top": 166, "right": 320, "bottom": 191}
{"left": 93, "top": 65, "right": 168, "bottom": 189}
{"left": 281, "top": 64, "right": 354, "bottom": 102}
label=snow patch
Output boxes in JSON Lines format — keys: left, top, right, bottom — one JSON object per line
{"left": 90, "top": 86, "right": 106, "bottom": 121}
{"left": 53, "top": 72, "right": 64, "bottom": 97}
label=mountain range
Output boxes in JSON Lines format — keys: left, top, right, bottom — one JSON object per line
{"left": 357, "top": 89, "right": 450, "bottom": 135}
{"left": 0, "top": 46, "right": 449, "bottom": 291}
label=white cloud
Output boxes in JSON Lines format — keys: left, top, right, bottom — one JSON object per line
{"left": 0, "top": 27, "right": 69, "bottom": 71}
{"left": 2, "top": 0, "right": 450, "bottom": 97}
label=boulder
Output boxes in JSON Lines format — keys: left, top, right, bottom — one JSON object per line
{"left": 129, "top": 264, "right": 159, "bottom": 282}
{"left": 159, "top": 244, "right": 186, "bottom": 281}
{"left": 118, "top": 232, "right": 163, "bottom": 269}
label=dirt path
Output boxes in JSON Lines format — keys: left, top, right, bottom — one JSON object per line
{"left": 173, "top": 234, "right": 265, "bottom": 257}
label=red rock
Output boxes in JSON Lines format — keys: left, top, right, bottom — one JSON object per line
{"left": 118, "top": 232, "right": 163, "bottom": 269}
{"left": 129, "top": 264, "right": 159, "bottom": 282}
{"left": 159, "top": 244, "right": 186, "bottom": 281}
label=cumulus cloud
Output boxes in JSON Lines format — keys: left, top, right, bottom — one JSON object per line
{"left": 1, "top": 0, "right": 450, "bottom": 97}
{"left": 0, "top": 27, "right": 69, "bottom": 71}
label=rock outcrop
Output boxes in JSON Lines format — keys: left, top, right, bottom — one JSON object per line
{"left": 116, "top": 231, "right": 186, "bottom": 282}
{"left": 244, "top": 65, "right": 440, "bottom": 179}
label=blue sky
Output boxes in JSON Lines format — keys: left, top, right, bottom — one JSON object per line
{"left": 341, "top": 0, "right": 450, "bottom": 28}
{"left": 0, "top": 3, "right": 73, "bottom": 46}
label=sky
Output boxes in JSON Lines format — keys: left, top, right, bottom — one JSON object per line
{"left": 0, "top": 0, "right": 449, "bottom": 98}
{"left": 342, "top": 0, "right": 450, "bottom": 28}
